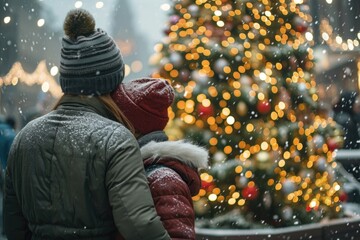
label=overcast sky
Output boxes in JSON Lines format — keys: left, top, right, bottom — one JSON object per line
{"left": 40, "top": 0, "right": 168, "bottom": 46}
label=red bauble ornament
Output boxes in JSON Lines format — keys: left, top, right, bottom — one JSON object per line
{"left": 339, "top": 192, "right": 348, "bottom": 202}
{"left": 242, "top": 186, "right": 259, "bottom": 200}
{"left": 327, "top": 138, "right": 340, "bottom": 152}
{"left": 296, "top": 25, "right": 308, "bottom": 33}
{"left": 257, "top": 100, "right": 271, "bottom": 114}
{"left": 197, "top": 104, "right": 214, "bottom": 118}
{"left": 293, "top": 16, "right": 308, "bottom": 33}
{"left": 306, "top": 205, "right": 311, "bottom": 212}
{"left": 201, "top": 180, "right": 215, "bottom": 192}
{"left": 306, "top": 204, "right": 319, "bottom": 212}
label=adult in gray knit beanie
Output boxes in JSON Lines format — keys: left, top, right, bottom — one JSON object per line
{"left": 4, "top": 9, "right": 170, "bottom": 240}
{"left": 60, "top": 9, "right": 124, "bottom": 95}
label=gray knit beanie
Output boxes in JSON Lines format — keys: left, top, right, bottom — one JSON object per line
{"left": 60, "top": 9, "right": 124, "bottom": 95}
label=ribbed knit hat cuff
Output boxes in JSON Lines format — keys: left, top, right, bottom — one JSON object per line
{"left": 60, "top": 68, "right": 124, "bottom": 95}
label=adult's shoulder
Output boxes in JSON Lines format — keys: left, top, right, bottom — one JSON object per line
{"left": 105, "top": 120, "right": 138, "bottom": 150}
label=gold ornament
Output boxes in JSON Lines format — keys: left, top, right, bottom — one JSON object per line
{"left": 237, "top": 101, "right": 248, "bottom": 116}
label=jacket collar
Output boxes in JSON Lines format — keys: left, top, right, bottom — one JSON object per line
{"left": 57, "top": 95, "right": 115, "bottom": 120}
{"left": 137, "top": 131, "right": 168, "bottom": 148}
{"left": 140, "top": 140, "right": 208, "bottom": 170}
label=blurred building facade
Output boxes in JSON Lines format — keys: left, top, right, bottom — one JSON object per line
{"left": 0, "top": 0, "right": 61, "bottom": 129}
{"left": 311, "top": 0, "right": 360, "bottom": 107}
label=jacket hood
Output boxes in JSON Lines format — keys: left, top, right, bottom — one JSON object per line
{"left": 140, "top": 140, "right": 209, "bottom": 170}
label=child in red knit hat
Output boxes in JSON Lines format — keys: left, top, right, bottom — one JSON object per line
{"left": 111, "top": 78, "right": 208, "bottom": 240}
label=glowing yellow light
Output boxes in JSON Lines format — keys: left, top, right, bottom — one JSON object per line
{"left": 322, "top": 32, "right": 329, "bottom": 41}
{"left": 37, "top": 19, "right": 45, "bottom": 27}
{"left": 260, "top": 142, "right": 269, "bottom": 150}
{"left": 232, "top": 192, "right": 240, "bottom": 199}
{"left": 226, "top": 116, "right": 235, "bottom": 125}
{"left": 213, "top": 188, "right": 221, "bottom": 195}
{"left": 208, "top": 194, "right": 217, "bottom": 201}
{"left": 50, "top": 66, "right": 59, "bottom": 76}
{"left": 235, "top": 166, "right": 243, "bottom": 173}
{"left": 160, "top": 3, "right": 170, "bottom": 11}
{"left": 258, "top": 92, "right": 265, "bottom": 100}
{"left": 224, "top": 146, "right": 232, "bottom": 154}
{"left": 335, "top": 36, "right": 343, "bottom": 44}
{"left": 222, "top": 108, "right": 230, "bottom": 116}
{"left": 124, "top": 64, "right": 131, "bottom": 77}
{"left": 184, "top": 115, "right": 195, "bottom": 124}
{"left": 95, "top": 1, "right": 104, "bottom": 8}
{"left": 305, "top": 32, "right": 313, "bottom": 41}
{"left": 309, "top": 199, "right": 318, "bottom": 208}
{"left": 278, "top": 101, "right": 286, "bottom": 110}
{"left": 41, "top": 81, "right": 50, "bottom": 93}
{"left": 245, "top": 171, "right": 252, "bottom": 178}
{"left": 243, "top": 150, "right": 250, "bottom": 158}
{"left": 228, "top": 198, "right": 236, "bottom": 205}
{"left": 238, "top": 199, "right": 245, "bottom": 206}
{"left": 246, "top": 123, "right": 254, "bottom": 132}
{"left": 278, "top": 159, "right": 285, "bottom": 167}
{"left": 259, "top": 72, "right": 267, "bottom": 81}
{"left": 74, "top": 1, "right": 83, "bottom": 8}
{"left": 326, "top": 0, "right": 332, "bottom": 4}
{"left": 202, "top": 99, "right": 211, "bottom": 107}
{"left": 214, "top": 10, "right": 222, "bottom": 16}
{"left": 217, "top": 21, "right": 225, "bottom": 27}
{"left": 4, "top": 16, "right": 10, "bottom": 24}
{"left": 198, "top": 189, "right": 206, "bottom": 197}
{"left": 223, "top": 92, "right": 231, "bottom": 100}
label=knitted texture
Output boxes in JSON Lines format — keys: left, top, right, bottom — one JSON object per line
{"left": 60, "top": 10, "right": 124, "bottom": 95}
{"left": 111, "top": 78, "right": 175, "bottom": 135}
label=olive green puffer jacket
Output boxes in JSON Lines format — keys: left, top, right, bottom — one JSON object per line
{"left": 4, "top": 96, "right": 170, "bottom": 240}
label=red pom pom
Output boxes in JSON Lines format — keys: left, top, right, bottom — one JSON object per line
{"left": 257, "top": 100, "right": 271, "bottom": 114}
{"left": 242, "top": 186, "right": 259, "bottom": 200}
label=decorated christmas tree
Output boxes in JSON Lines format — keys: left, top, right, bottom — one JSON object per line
{"left": 151, "top": 0, "right": 345, "bottom": 228}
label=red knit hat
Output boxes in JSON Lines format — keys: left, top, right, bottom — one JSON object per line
{"left": 111, "top": 78, "right": 175, "bottom": 135}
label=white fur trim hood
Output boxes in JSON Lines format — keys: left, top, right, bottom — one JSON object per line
{"left": 140, "top": 140, "right": 209, "bottom": 170}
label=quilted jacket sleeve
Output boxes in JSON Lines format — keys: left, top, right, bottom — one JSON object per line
{"left": 4, "top": 136, "right": 32, "bottom": 240}
{"left": 105, "top": 127, "right": 170, "bottom": 240}
{"left": 148, "top": 167, "right": 196, "bottom": 240}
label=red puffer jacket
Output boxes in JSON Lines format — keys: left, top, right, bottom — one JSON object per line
{"left": 116, "top": 139, "right": 208, "bottom": 240}
{"left": 143, "top": 140, "right": 208, "bottom": 239}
